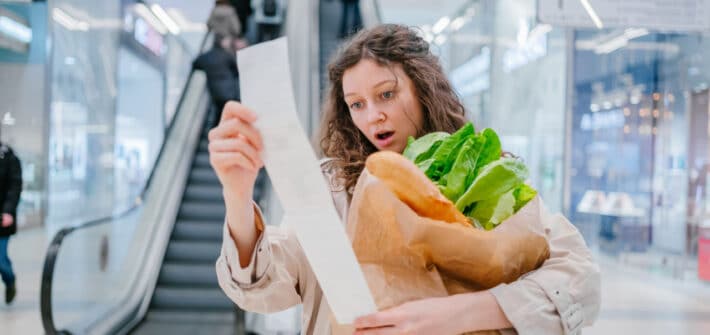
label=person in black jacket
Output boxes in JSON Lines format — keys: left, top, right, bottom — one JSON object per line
{"left": 339, "top": 0, "right": 362, "bottom": 38}
{"left": 193, "top": 34, "right": 241, "bottom": 128}
{"left": 0, "top": 143, "right": 22, "bottom": 305}
{"left": 229, "top": 0, "right": 253, "bottom": 35}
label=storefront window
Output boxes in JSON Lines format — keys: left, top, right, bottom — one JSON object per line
{"left": 45, "top": 0, "right": 198, "bottom": 229}
{"left": 415, "top": 0, "right": 710, "bottom": 282}
{"left": 570, "top": 29, "right": 710, "bottom": 279}
{"left": 47, "top": 1, "right": 123, "bottom": 228}
{"left": 113, "top": 47, "right": 164, "bottom": 207}
{"left": 443, "top": 0, "right": 567, "bottom": 213}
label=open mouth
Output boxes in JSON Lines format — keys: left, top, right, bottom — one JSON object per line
{"left": 376, "top": 131, "right": 395, "bottom": 141}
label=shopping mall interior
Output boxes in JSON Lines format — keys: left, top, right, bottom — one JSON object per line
{"left": 1, "top": 0, "right": 710, "bottom": 334}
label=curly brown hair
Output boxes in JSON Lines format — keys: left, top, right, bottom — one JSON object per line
{"left": 319, "top": 24, "right": 467, "bottom": 193}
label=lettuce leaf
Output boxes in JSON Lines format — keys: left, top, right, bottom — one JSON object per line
{"left": 441, "top": 135, "right": 484, "bottom": 201}
{"left": 403, "top": 132, "right": 449, "bottom": 162}
{"left": 467, "top": 190, "right": 516, "bottom": 230}
{"left": 513, "top": 183, "right": 537, "bottom": 212}
{"left": 473, "top": 128, "right": 502, "bottom": 177}
{"left": 423, "top": 123, "right": 475, "bottom": 181}
{"left": 455, "top": 158, "right": 528, "bottom": 212}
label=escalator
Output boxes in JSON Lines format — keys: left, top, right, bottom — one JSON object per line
{"left": 40, "top": 2, "right": 381, "bottom": 334}
{"left": 129, "top": 110, "right": 251, "bottom": 334}
{"left": 39, "top": 31, "right": 251, "bottom": 335}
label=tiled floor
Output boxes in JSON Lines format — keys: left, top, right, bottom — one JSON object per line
{"left": 2, "top": 226, "right": 710, "bottom": 334}
{"left": 0, "top": 227, "right": 48, "bottom": 334}
{"left": 585, "top": 255, "right": 710, "bottom": 335}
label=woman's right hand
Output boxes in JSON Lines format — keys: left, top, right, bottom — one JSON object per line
{"left": 209, "top": 102, "right": 265, "bottom": 267}
{"left": 208, "top": 101, "right": 264, "bottom": 201}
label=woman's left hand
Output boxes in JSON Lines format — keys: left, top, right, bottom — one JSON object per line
{"left": 353, "top": 296, "right": 463, "bottom": 335}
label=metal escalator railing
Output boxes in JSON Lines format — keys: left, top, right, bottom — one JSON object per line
{"left": 41, "top": 31, "right": 213, "bottom": 335}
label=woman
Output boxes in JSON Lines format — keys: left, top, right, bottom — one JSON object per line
{"left": 211, "top": 24, "right": 600, "bottom": 334}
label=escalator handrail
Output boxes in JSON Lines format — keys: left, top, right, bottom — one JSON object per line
{"left": 40, "top": 30, "right": 213, "bottom": 335}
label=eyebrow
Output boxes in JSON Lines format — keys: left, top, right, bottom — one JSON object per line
{"left": 344, "top": 79, "right": 396, "bottom": 98}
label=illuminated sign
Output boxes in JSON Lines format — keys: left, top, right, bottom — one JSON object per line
{"left": 580, "top": 109, "right": 625, "bottom": 131}
{"left": 133, "top": 17, "right": 165, "bottom": 56}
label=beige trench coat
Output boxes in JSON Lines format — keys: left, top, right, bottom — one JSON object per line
{"left": 216, "top": 161, "right": 601, "bottom": 335}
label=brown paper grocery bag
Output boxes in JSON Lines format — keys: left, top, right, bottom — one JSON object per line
{"left": 333, "top": 170, "right": 550, "bottom": 334}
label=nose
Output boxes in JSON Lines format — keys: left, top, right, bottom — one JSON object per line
{"left": 365, "top": 106, "right": 385, "bottom": 124}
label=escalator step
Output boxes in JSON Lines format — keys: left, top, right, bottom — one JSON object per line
{"left": 175, "top": 217, "right": 224, "bottom": 225}
{"left": 178, "top": 202, "right": 225, "bottom": 221}
{"left": 132, "top": 319, "right": 235, "bottom": 335}
{"left": 194, "top": 153, "right": 210, "bottom": 168}
{"left": 190, "top": 168, "right": 220, "bottom": 185}
{"left": 165, "top": 241, "right": 221, "bottom": 263}
{"left": 145, "top": 310, "right": 234, "bottom": 323}
{"left": 184, "top": 185, "right": 223, "bottom": 202}
{"left": 173, "top": 221, "right": 223, "bottom": 241}
{"left": 132, "top": 322, "right": 234, "bottom": 335}
{"left": 151, "top": 287, "right": 234, "bottom": 311}
{"left": 158, "top": 263, "right": 218, "bottom": 287}
{"left": 182, "top": 186, "right": 262, "bottom": 206}
{"left": 199, "top": 139, "right": 209, "bottom": 151}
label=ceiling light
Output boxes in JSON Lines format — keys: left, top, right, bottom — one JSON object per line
{"left": 450, "top": 17, "right": 467, "bottom": 31}
{"left": 166, "top": 8, "right": 206, "bottom": 32}
{"left": 133, "top": 3, "right": 167, "bottom": 35}
{"left": 52, "top": 8, "right": 89, "bottom": 31}
{"left": 432, "top": 16, "right": 450, "bottom": 34}
{"left": 150, "top": 4, "right": 180, "bottom": 35}
{"left": 0, "top": 16, "right": 32, "bottom": 43}
{"left": 594, "top": 34, "right": 628, "bottom": 54}
{"left": 580, "top": 0, "right": 603, "bottom": 29}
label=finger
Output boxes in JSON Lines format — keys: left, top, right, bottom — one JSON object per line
{"left": 208, "top": 118, "right": 263, "bottom": 150}
{"left": 210, "top": 152, "right": 259, "bottom": 172}
{"left": 209, "top": 138, "right": 263, "bottom": 168}
{"left": 221, "top": 101, "right": 257, "bottom": 123}
{"left": 353, "top": 326, "right": 399, "bottom": 335}
{"left": 354, "top": 310, "right": 403, "bottom": 329}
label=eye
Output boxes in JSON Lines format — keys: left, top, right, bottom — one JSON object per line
{"left": 349, "top": 101, "right": 363, "bottom": 110}
{"left": 382, "top": 91, "right": 394, "bottom": 99}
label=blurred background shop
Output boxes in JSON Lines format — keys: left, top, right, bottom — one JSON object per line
{"left": 1, "top": 0, "right": 709, "bottom": 334}
{"left": 417, "top": 0, "right": 710, "bottom": 284}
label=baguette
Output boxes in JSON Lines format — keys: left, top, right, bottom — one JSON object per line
{"left": 365, "top": 151, "right": 471, "bottom": 227}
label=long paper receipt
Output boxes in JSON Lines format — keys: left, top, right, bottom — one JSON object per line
{"left": 237, "top": 38, "right": 377, "bottom": 324}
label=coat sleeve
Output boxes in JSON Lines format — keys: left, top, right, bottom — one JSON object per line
{"left": 216, "top": 203, "right": 306, "bottom": 313}
{"left": 215, "top": 158, "right": 347, "bottom": 315}
{"left": 2, "top": 152, "right": 22, "bottom": 217}
{"left": 489, "top": 200, "right": 602, "bottom": 335}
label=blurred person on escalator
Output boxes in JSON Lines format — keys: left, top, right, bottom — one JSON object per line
{"left": 193, "top": 33, "right": 241, "bottom": 128}
{"left": 230, "top": 0, "right": 253, "bottom": 36}
{"left": 252, "top": 0, "right": 285, "bottom": 42}
{"left": 208, "top": 0, "right": 243, "bottom": 40}
{"left": 0, "top": 142, "right": 22, "bottom": 305}
{"left": 339, "top": 0, "right": 362, "bottom": 38}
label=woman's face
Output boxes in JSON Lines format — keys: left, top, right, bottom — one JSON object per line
{"left": 342, "top": 59, "right": 424, "bottom": 153}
